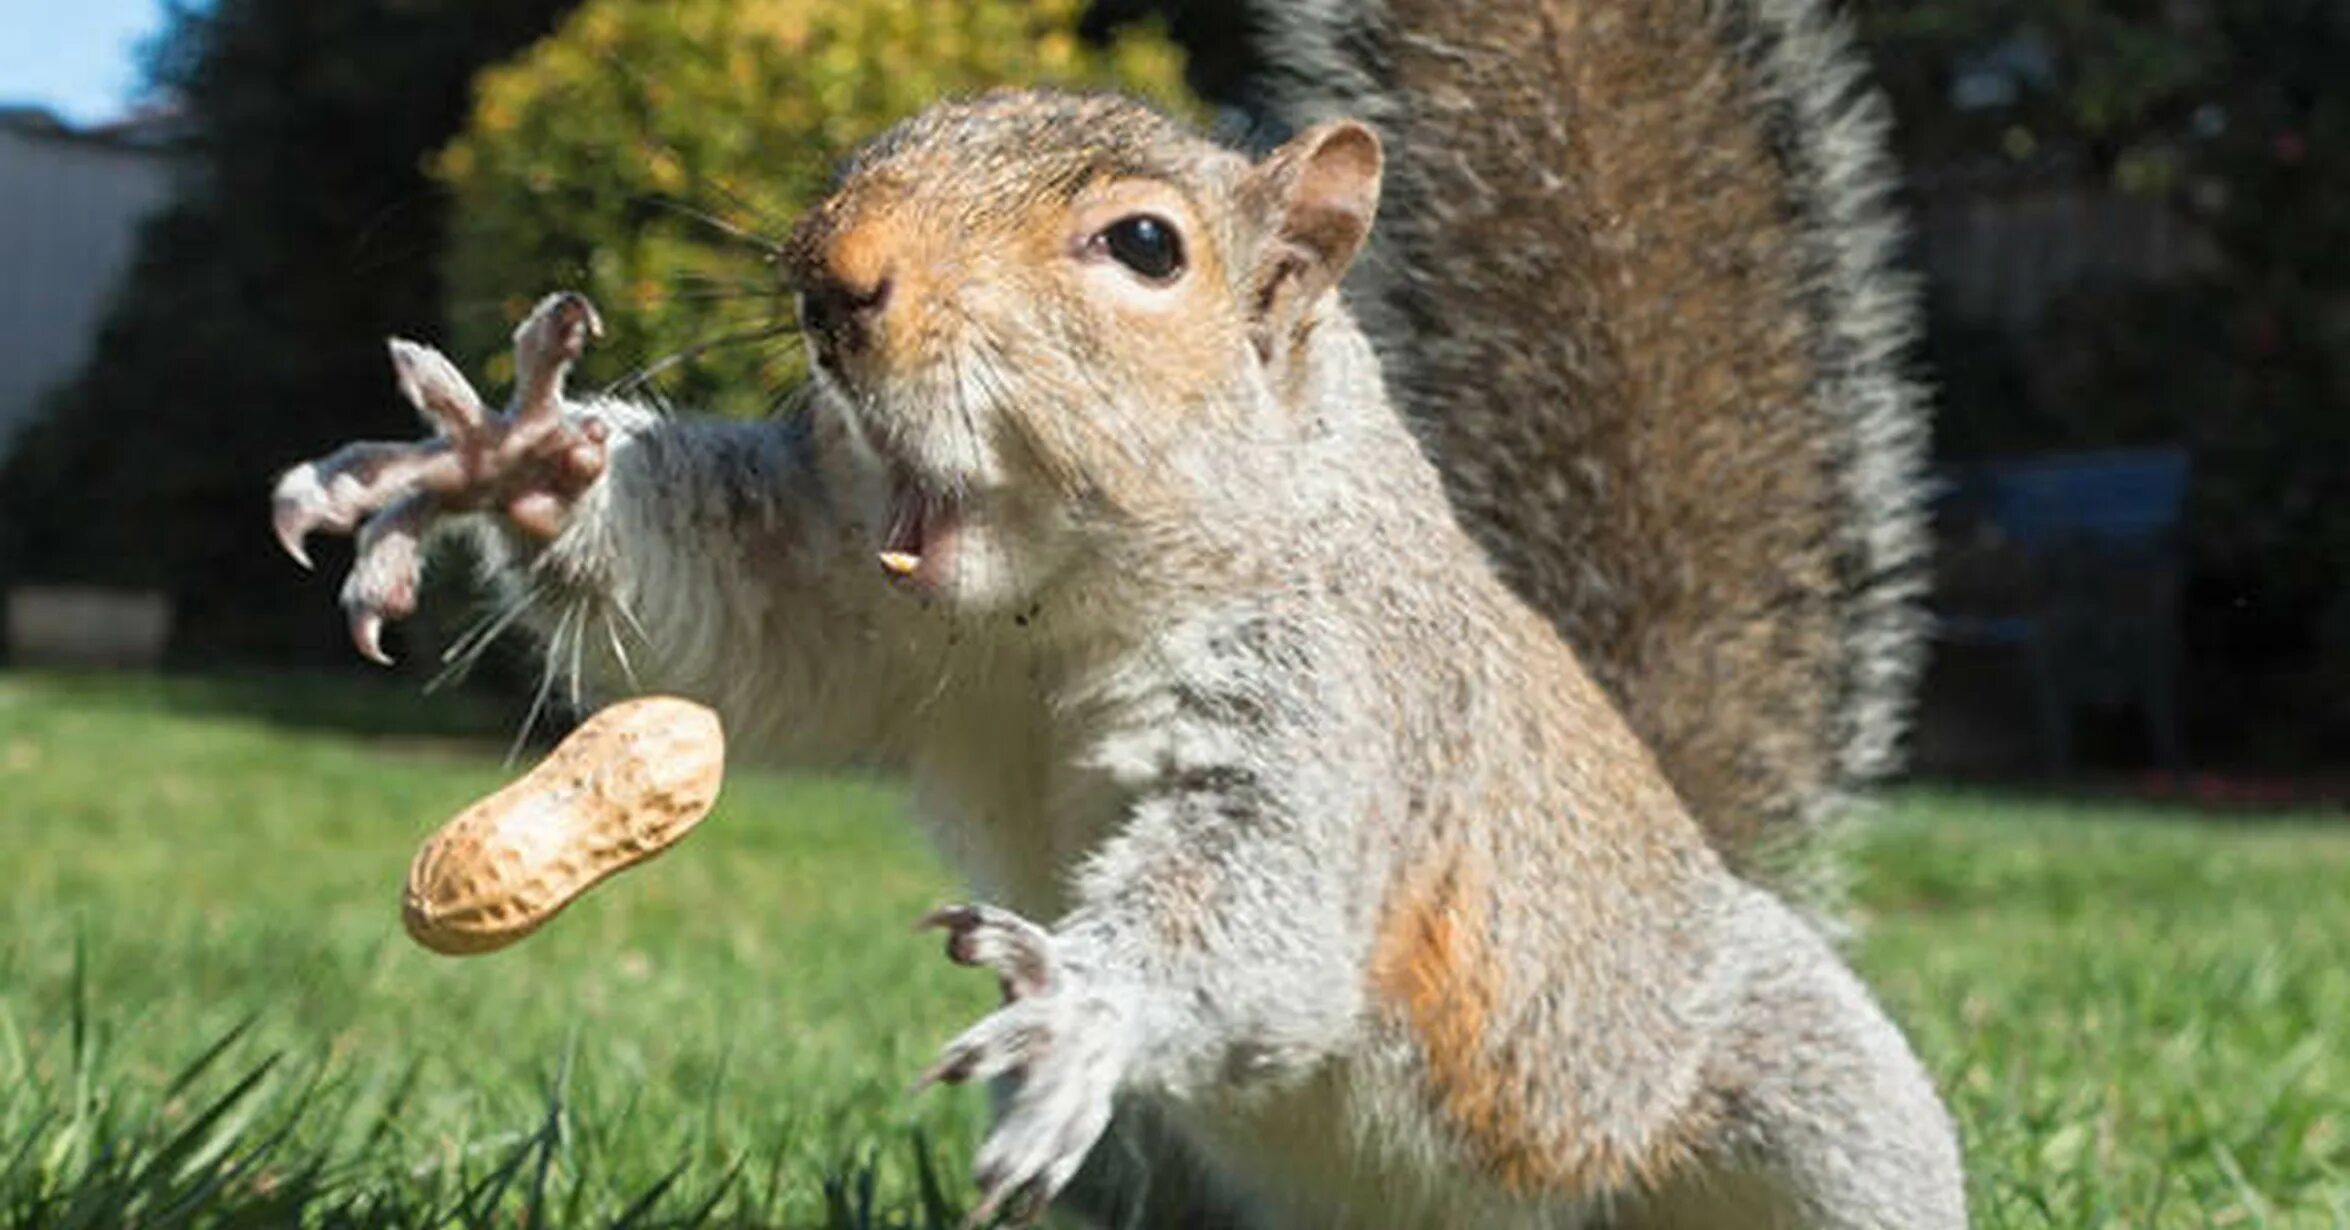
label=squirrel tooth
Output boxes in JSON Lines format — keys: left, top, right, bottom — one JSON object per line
{"left": 264, "top": 58, "right": 1956, "bottom": 1224}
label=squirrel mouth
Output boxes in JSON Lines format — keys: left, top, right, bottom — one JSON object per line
{"left": 878, "top": 471, "right": 963, "bottom": 590}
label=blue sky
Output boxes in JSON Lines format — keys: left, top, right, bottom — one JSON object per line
{"left": 0, "top": 0, "right": 180, "bottom": 124}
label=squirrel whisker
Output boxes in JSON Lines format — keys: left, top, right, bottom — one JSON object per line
{"left": 633, "top": 193, "right": 787, "bottom": 258}
{"left": 271, "top": 47, "right": 1957, "bottom": 1223}
{"left": 601, "top": 320, "right": 800, "bottom": 399}
{"left": 425, "top": 585, "right": 541, "bottom": 695}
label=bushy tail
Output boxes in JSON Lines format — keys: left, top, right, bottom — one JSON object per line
{"left": 1246, "top": 0, "right": 1929, "bottom": 894}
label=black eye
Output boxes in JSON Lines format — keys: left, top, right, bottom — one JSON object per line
{"left": 1100, "top": 214, "right": 1185, "bottom": 282}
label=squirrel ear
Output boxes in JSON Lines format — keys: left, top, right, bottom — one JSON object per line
{"left": 1241, "top": 120, "right": 1383, "bottom": 357}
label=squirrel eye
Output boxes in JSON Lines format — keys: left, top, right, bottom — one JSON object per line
{"left": 1099, "top": 214, "right": 1185, "bottom": 282}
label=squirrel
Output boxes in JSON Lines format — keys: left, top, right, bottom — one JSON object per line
{"left": 268, "top": 0, "right": 1960, "bottom": 1224}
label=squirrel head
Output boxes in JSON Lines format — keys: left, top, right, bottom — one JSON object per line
{"left": 783, "top": 89, "right": 1383, "bottom": 613}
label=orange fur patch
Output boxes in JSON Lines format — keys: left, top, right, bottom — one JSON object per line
{"left": 824, "top": 217, "right": 898, "bottom": 297}
{"left": 1370, "top": 856, "right": 1564, "bottom": 1193}
{"left": 1369, "top": 853, "right": 1700, "bottom": 1198}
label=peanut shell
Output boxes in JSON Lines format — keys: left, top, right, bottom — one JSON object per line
{"left": 402, "top": 695, "right": 725, "bottom": 955}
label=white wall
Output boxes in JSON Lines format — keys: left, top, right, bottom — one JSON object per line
{"left": 0, "top": 121, "right": 179, "bottom": 458}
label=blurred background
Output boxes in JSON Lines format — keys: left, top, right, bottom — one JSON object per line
{"left": 1, "top": 0, "right": 2345, "bottom": 792}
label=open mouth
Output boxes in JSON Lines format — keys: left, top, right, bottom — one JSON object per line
{"left": 877, "top": 468, "right": 964, "bottom": 590}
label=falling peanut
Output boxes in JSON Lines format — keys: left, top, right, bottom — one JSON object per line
{"left": 402, "top": 695, "right": 725, "bottom": 955}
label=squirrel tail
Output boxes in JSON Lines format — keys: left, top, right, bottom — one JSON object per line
{"left": 1245, "top": 0, "right": 1930, "bottom": 898}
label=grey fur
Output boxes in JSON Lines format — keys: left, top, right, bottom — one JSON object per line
{"left": 1724, "top": 0, "right": 1933, "bottom": 821}
{"left": 1243, "top": 0, "right": 1931, "bottom": 899}
{"left": 267, "top": 14, "right": 1960, "bottom": 1220}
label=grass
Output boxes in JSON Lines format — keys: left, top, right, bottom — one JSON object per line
{"left": 2, "top": 670, "right": 2346, "bottom": 1227}
{"left": 1857, "top": 797, "right": 2350, "bottom": 1227}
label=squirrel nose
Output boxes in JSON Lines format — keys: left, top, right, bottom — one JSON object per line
{"left": 799, "top": 267, "right": 893, "bottom": 367}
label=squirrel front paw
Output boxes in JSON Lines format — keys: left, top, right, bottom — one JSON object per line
{"left": 269, "top": 292, "right": 611, "bottom": 663}
{"left": 917, "top": 905, "right": 1132, "bottom": 1227}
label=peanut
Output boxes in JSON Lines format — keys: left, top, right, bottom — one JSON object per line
{"left": 402, "top": 696, "right": 725, "bottom": 955}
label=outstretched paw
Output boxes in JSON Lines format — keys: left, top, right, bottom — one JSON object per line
{"left": 269, "top": 292, "right": 612, "bottom": 664}
{"left": 917, "top": 905, "right": 1132, "bottom": 1227}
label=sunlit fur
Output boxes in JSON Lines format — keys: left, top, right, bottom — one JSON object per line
{"left": 442, "top": 80, "right": 1962, "bottom": 1228}
{"left": 1252, "top": 0, "right": 1931, "bottom": 903}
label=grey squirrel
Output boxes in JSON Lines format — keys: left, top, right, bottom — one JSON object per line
{"left": 269, "top": 0, "right": 1960, "bottom": 1224}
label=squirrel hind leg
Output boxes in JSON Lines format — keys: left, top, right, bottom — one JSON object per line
{"left": 1628, "top": 893, "right": 1966, "bottom": 1230}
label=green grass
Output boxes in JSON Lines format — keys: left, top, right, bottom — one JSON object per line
{"left": 3, "top": 671, "right": 2347, "bottom": 1227}
{"left": 1856, "top": 796, "right": 2350, "bottom": 1227}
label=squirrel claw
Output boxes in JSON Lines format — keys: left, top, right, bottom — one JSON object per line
{"left": 271, "top": 461, "right": 355, "bottom": 570}
{"left": 278, "top": 525, "right": 314, "bottom": 571}
{"left": 920, "top": 905, "right": 1124, "bottom": 1220}
{"left": 920, "top": 904, "right": 1057, "bottom": 1000}
{"left": 921, "top": 958, "right": 1127, "bottom": 1229}
{"left": 272, "top": 481, "right": 321, "bottom": 570}
{"left": 349, "top": 609, "right": 392, "bottom": 667}
{"left": 963, "top": 1178, "right": 1052, "bottom": 1230}
{"left": 514, "top": 291, "right": 603, "bottom": 362}
{"left": 908, "top": 1049, "right": 976, "bottom": 1096}
{"left": 335, "top": 493, "right": 431, "bottom": 666}
{"left": 272, "top": 292, "right": 610, "bottom": 665}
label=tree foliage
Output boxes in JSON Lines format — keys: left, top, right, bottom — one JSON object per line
{"left": 0, "top": 0, "right": 1184, "bottom": 666}
{"left": 1854, "top": 0, "right": 2350, "bottom": 755}
{"left": 432, "top": 0, "right": 1191, "bottom": 417}
{"left": 0, "top": 0, "right": 583, "bottom": 664}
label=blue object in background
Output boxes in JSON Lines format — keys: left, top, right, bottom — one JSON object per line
{"left": 1935, "top": 447, "right": 2191, "bottom": 774}
{"left": 1963, "top": 448, "right": 2191, "bottom": 554}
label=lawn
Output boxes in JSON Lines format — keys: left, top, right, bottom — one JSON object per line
{"left": 1, "top": 671, "right": 2345, "bottom": 1227}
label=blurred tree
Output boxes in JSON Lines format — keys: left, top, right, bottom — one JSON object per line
{"left": 0, "top": 0, "right": 1187, "bottom": 667}
{"left": 433, "top": 0, "right": 1191, "bottom": 418}
{"left": 1081, "top": 0, "right": 1279, "bottom": 147}
{"left": 0, "top": 0, "right": 583, "bottom": 664}
{"left": 1853, "top": 0, "right": 2350, "bottom": 758}
{"left": 1856, "top": 2, "right": 2213, "bottom": 177}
